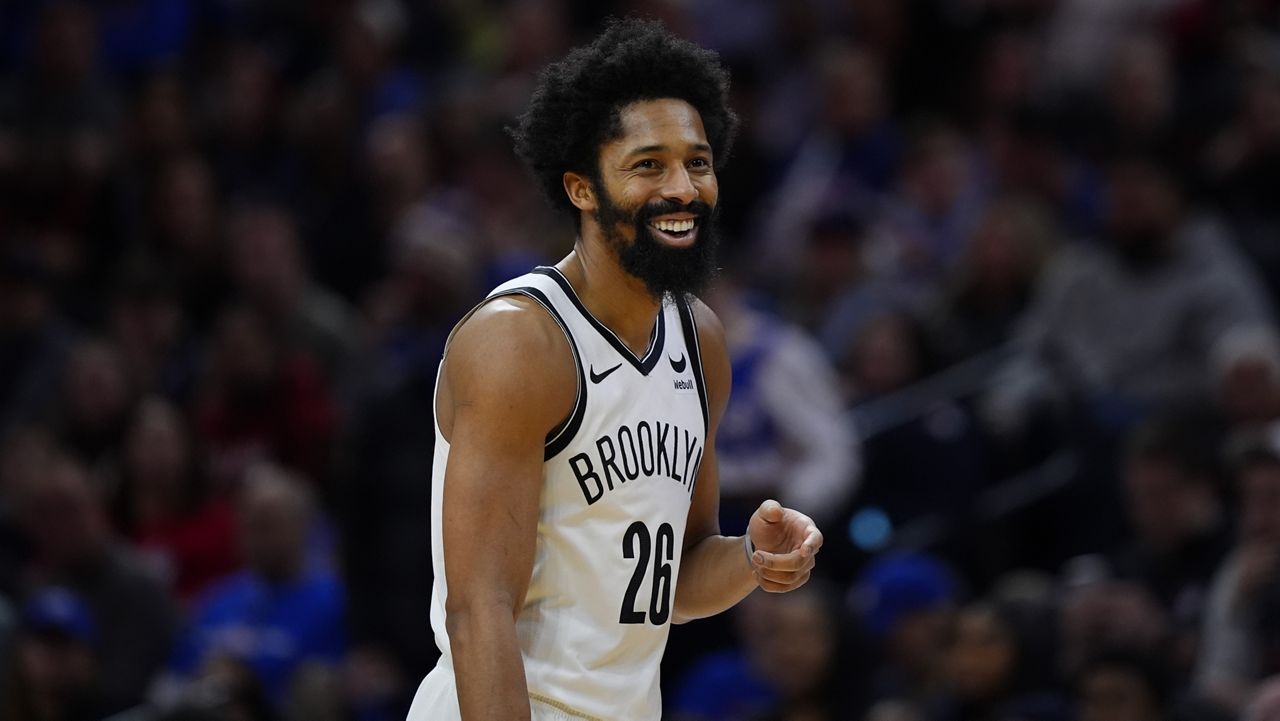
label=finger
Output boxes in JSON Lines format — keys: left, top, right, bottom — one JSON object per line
{"left": 755, "top": 572, "right": 792, "bottom": 593}
{"left": 757, "top": 499, "right": 783, "bottom": 524}
{"left": 754, "top": 569, "right": 812, "bottom": 593}
{"left": 799, "top": 526, "right": 824, "bottom": 558}
{"left": 755, "top": 564, "right": 813, "bottom": 585}
{"left": 753, "top": 548, "right": 811, "bottom": 572}
{"left": 759, "top": 549, "right": 817, "bottom": 575}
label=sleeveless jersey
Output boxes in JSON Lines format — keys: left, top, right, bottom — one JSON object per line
{"left": 417, "top": 267, "right": 710, "bottom": 720}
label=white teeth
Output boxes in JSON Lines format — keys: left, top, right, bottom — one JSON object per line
{"left": 651, "top": 219, "right": 695, "bottom": 233}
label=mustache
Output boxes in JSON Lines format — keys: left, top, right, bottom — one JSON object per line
{"left": 635, "top": 199, "right": 715, "bottom": 224}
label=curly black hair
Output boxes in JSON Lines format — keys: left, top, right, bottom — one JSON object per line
{"left": 508, "top": 17, "right": 739, "bottom": 220}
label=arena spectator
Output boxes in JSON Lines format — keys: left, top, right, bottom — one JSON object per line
{"left": 0, "top": 427, "right": 54, "bottom": 598}
{"left": 0, "top": 248, "right": 76, "bottom": 441}
{"left": 166, "top": 463, "right": 346, "bottom": 709}
{"left": 1109, "top": 416, "right": 1232, "bottom": 677}
{"left": 978, "top": 106, "right": 1106, "bottom": 239}
{"left": 1209, "top": 324, "right": 1280, "bottom": 436}
{"left": 0, "top": 586, "right": 100, "bottom": 721}
{"left": 106, "top": 260, "right": 200, "bottom": 403}
{"left": 1203, "top": 66, "right": 1280, "bottom": 302}
{"left": 840, "top": 310, "right": 988, "bottom": 532}
{"left": 1073, "top": 650, "right": 1172, "bottom": 721}
{"left": 853, "top": 553, "right": 958, "bottom": 710}
{"left": 869, "top": 122, "right": 990, "bottom": 290}
{"left": 226, "top": 200, "right": 359, "bottom": 382}
{"left": 986, "top": 150, "right": 1273, "bottom": 440}
{"left": 811, "top": 209, "right": 920, "bottom": 350}
{"left": 923, "top": 195, "right": 1056, "bottom": 365}
{"left": 1093, "top": 34, "right": 1179, "bottom": 157}
{"left": 1058, "top": 572, "right": 1169, "bottom": 682}
{"left": 1196, "top": 442, "right": 1280, "bottom": 715}
{"left": 140, "top": 155, "right": 231, "bottom": 332}
{"left": 706, "top": 271, "right": 860, "bottom": 532}
{"left": 194, "top": 305, "right": 337, "bottom": 490}
{"left": 0, "top": 1, "right": 119, "bottom": 234}
{"left": 364, "top": 113, "right": 435, "bottom": 252}
{"left": 55, "top": 337, "right": 136, "bottom": 476}
{"left": 754, "top": 42, "right": 901, "bottom": 277}
{"left": 672, "top": 581, "right": 857, "bottom": 721}
{"left": 17, "top": 450, "right": 178, "bottom": 714}
{"left": 204, "top": 41, "right": 291, "bottom": 200}
{"left": 118, "top": 397, "right": 237, "bottom": 603}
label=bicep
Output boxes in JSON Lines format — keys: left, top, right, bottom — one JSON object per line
{"left": 440, "top": 303, "right": 576, "bottom": 616}
{"left": 442, "top": 405, "right": 545, "bottom": 615}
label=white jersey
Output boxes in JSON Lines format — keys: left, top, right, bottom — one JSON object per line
{"left": 407, "top": 267, "right": 710, "bottom": 721}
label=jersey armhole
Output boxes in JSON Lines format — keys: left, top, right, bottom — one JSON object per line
{"left": 438, "top": 288, "right": 588, "bottom": 459}
{"left": 675, "top": 297, "right": 710, "bottom": 435}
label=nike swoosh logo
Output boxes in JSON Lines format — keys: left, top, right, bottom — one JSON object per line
{"left": 669, "top": 353, "right": 687, "bottom": 373}
{"left": 589, "top": 363, "right": 622, "bottom": 384}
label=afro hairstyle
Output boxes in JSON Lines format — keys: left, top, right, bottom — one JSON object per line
{"left": 508, "top": 17, "right": 739, "bottom": 220}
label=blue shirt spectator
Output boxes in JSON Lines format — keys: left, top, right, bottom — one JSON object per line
{"left": 671, "top": 650, "right": 778, "bottom": 721}
{"left": 170, "top": 564, "right": 346, "bottom": 705}
{"left": 166, "top": 463, "right": 346, "bottom": 707}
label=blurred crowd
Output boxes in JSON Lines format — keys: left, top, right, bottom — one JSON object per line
{"left": 3, "top": 1, "right": 1280, "bottom": 720}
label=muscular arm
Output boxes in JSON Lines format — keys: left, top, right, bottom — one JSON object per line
{"left": 673, "top": 301, "right": 822, "bottom": 624}
{"left": 438, "top": 298, "right": 576, "bottom": 721}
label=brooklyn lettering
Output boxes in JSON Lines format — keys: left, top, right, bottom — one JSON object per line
{"left": 568, "top": 421, "right": 704, "bottom": 505}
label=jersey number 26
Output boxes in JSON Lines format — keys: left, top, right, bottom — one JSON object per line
{"left": 620, "top": 521, "right": 673, "bottom": 625}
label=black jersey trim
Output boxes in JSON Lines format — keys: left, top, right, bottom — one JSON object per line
{"left": 532, "top": 267, "right": 666, "bottom": 376}
{"left": 675, "top": 296, "right": 710, "bottom": 435}
{"left": 491, "top": 286, "right": 588, "bottom": 460}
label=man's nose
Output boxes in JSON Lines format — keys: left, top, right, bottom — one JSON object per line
{"left": 660, "top": 166, "right": 698, "bottom": 206}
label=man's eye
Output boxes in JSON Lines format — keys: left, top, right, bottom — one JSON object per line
{"left": 690, "top": 158, "right": 711, "bottom": 168}
{"left": 633, "top": 159, "right": 660, "bottom": 170}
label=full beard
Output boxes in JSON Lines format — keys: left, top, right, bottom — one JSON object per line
{"left": 594, "top": 188, "right": 720, "bottom": 301}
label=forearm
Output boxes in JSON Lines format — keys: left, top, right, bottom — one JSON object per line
{"left": 672, "top": 534, "right": 757, "bottom": 623}
{"left": 446, "top": 603, "right": 531, "bottom": 721}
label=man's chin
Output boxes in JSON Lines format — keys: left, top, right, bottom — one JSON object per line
{"left": 619, "top": 226, "right": 716, "bottom": 298}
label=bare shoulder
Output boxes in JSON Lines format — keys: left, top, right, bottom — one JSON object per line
{"left": 684, "top": 295, "right": 730, "bottom": 419}
{"left": 440, "top": 295, "right": 577, "bottom": 440}
{"left": 448, "top": 295, "right": 568, "bottom": 362}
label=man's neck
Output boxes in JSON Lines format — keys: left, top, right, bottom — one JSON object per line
{"left": 556, "top": 229, "right": 663, "bottom": 356}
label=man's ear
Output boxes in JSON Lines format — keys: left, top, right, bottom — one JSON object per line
{"left": 563, "top": 171, "right": 597, "bottom": 214}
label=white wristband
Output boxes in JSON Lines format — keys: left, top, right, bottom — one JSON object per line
{"left": 744, "top": 534, "right": 756, "bottom": 568}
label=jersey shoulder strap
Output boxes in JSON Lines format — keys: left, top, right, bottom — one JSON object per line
{"left": 443, "top": 269, "right": 587, "bottom": 459}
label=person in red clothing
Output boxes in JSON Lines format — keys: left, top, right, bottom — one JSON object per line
{"left": 194, "top": 304, "right": 337, "bottom": 492}
{"left": 117, "top": 395, "right": 237, "bottom": 603}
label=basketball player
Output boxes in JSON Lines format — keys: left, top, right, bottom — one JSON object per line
{"left": 407, "top": 18, "right": 824, "bottom": 721}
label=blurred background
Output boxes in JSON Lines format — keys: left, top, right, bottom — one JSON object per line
{"left": 3, "top": 0, "right": 1280, "bottom": 720}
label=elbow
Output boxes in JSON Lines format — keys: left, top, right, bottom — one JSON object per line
{"left": 443, "top": 603, "right": 471, "bottom": 643}
{"left": 444, "top": 593, "right": 518, "bottom": 648}
{"left": 671, "top": 597, "right": 711, "bottom": 626}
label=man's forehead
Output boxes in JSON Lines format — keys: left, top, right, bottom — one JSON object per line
{"left": 609, "top": 98, "right": 709, "bottom": 153}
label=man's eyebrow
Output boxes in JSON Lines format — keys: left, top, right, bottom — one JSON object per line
{"left": 625, "top": 144, "right": 668, "bottom": 156}
{"left": 623, "top": 142, "right": 713, "bottom": 156}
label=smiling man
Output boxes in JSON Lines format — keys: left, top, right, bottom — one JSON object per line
{"left": 405, "top": 19, "right": 823, "bottom": 721}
